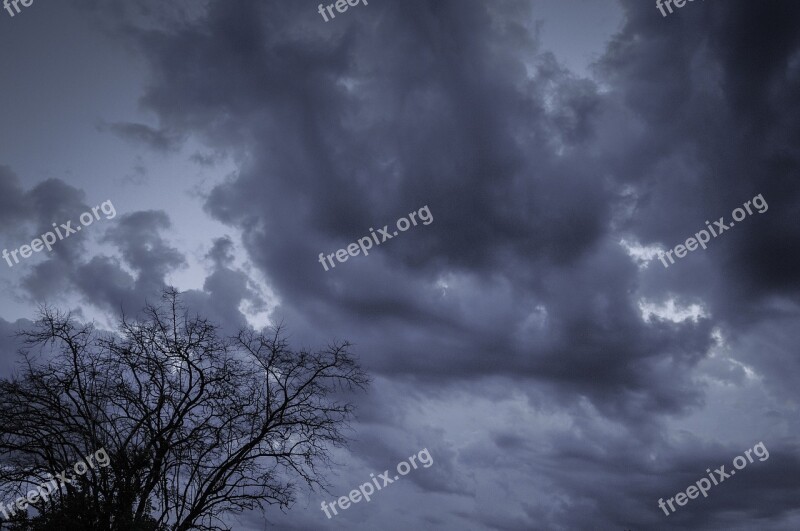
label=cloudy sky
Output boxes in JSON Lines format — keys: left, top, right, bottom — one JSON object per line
{"left": 1, "top": 0, "right": 799, "bottom": 529}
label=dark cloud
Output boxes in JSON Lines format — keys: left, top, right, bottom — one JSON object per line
{"left": 3, "top": 0, "right": 799, "bottom": 529}
{"left": 99, "top": 121, "right": 184, "bottom": 152}
{"left": 0, "top": 170, "right": 264, "bottom": 333}
{"left": 206, "top": 235, "right": 235, "bottom": 268}
{"left": 0, "top": 166, "right": 32, "bottom": 227}
{"left": 120, "top": 158, "right": 149, "bottom": 186}
{"left": 119, "top": 0, "right": 706, "bottom": 414}
{"left": 0, "top": 318, "right": 34, "bottom": 379}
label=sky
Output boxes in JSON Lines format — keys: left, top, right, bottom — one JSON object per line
{"left": 1, "top": 0, "right": 799, "bottom": 529}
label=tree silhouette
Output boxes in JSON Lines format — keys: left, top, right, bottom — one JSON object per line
{"left": 0, "top": 288, "right": 368, "bottom": 530}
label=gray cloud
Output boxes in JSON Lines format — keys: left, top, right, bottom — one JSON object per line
{"left": 99, "top": 121, "right": 184, "bottom": 152}
{"left": 2, "top": 0, "right": 799, "bottom": 529}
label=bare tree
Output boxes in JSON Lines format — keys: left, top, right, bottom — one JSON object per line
{"left": 0, "top": 288, "right": 368, "bottom": 530}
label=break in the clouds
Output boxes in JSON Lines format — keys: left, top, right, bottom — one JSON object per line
{"left": 1, "top": 0, "right": 799, "bottom": 529}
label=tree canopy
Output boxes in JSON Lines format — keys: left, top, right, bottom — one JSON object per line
{"left": 0, "top": 288, "right": 368, "bottom": 530}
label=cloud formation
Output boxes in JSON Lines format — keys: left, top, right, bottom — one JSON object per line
{"left": 2, "top": 0, "right": 799, "bottom": 529}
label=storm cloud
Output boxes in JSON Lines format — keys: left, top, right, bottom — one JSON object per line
{"left": 1, "top": 0, "right": 798, "bottom": 529}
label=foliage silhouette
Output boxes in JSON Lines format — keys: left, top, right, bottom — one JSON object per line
{"left": 0, "top": 288, "right": 368, "bottom": 530}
